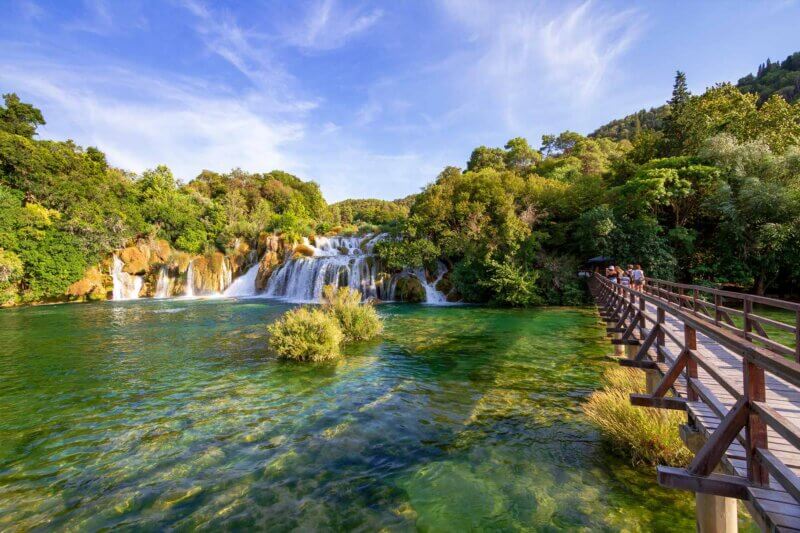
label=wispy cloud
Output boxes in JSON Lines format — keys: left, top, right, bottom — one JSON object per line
{"left": 179, "top": 0, "right": 317, "bottom": 114}
{"left": 0, "top": 60, "right": 304, "bottom": 182}
{"left": 439, "top": 0, "right": 644, "bottom": 127}
{"left": 66, "top": 0, "right": 114, "bottom": 35}
{"left": 284, "top": 0, "right": 382, "bottom": 51}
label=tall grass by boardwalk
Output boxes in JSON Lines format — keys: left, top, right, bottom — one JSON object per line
{"left": 584, "top": 367, "right": 692, "bottom": 466}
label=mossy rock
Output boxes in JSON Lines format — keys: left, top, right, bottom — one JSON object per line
{"left": 294, "top": 243, "right": 315, "bottom": 257}
{"left": 119, "top": 246, "right": 149, "bottom": 275}
{"left": 394, "top": 277, "right": 425, "bottom": 303}
{"left": 256, "top": 251, "right": 282, "bottom": 291}
{"left": 66, "top": 266, "right": 108, "bottom": 299}
{"left": 151, "top": 239, "right": 172, "bottom": 263}
{"left": 435, "top": 274, "right": 453, "bottom": 295}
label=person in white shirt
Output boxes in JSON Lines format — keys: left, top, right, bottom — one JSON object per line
{"left": 631, "top": 264, "right": 645, "bottom": 289}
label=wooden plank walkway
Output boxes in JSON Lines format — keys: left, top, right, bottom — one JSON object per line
{"left": 591, "top": 275, "right": 800, "bottom": 531}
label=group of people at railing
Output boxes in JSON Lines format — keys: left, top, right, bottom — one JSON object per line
{"left": 604, "top": 264, "right": 646, "bottom": 289}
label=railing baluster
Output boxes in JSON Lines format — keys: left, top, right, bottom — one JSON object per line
{"left": 657, "top": 307, "right": 665, "bottom": 363}
{"left": 744, "top": 359, "right": 769, "bottom": 485}
{"left": 796, "top": 309, "right": 800, "bottom": 363}
{"left": 685, "top": 323, "right": 698, "bottom": 402}
{"left": 744, "top": 298, "right": 753, "bottom": 342}
{"left": 714, "top": 294, "right": 721, "bottom": 326}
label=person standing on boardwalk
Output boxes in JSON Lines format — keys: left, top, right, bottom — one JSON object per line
{"left": 631, "top": 264, "right": 645, "bottom": 290}
{"left": 620, "top": 269, "right": 631, "bottom": 288}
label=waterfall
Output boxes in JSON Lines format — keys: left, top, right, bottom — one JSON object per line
{"left": 185, "top": 260, "right": 195, "bottom": 298}
{"left": 415, "top": 262, "right": 449, "bottom": 304}
{"left": 386, "top": 261, "right": 450, "bottom": 305}
{"left": 219, "top": 259, "right": 232, "bottom": 292}
{"left": 154, "top": 267, "right": 170, "bottom": 298}
{"left": 111, "top": 256, "right": 143, "bottom": 300}
{"left": 223, "top": 263, "right": 260, "bottom": 298}
{"left": 263, "top": 234, "right": 390, "bottom": 302}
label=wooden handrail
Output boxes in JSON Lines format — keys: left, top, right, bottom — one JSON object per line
{"left": 590, "top": 273, "right": 800, "bottom": 507}
{"left": 644, "top": 277, "right": 799, "bottom": 362}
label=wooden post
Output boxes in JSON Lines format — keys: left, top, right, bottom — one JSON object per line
{"left": 743, "top": 299, "right": 753, "bottom": 341}
{"left": 693, "top": 288, "right": 699, "bottom": 314}
{"left": 639, "top": 294, "right": 646, "bottom": 339}
{"left": 795, "top": 309, "right": 800, "bottom": 363}
{"left": 714, "top": 294, "right": 721, "bottom": 326}
{"left": 696, "top": 492, "right": 738, "bottom": 533}
{"left": 657, "top": 308, "right": 665, "bottom": 363}
{"left": 681, "top": 425, "right": 739, "bottom": 533}
{"left": 685, "top": 324, "right": 698, "bottom": 402}
{"left": 744, "top": 360, "right": 769, "bottom": 485}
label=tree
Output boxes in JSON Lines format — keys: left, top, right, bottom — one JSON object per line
{"left": 0, "top": 93, "right": 45, "bottom": 138}
{"left": 504, "top": 137, "right": 541, "bottom": 171}
{"left": 663, "top": 71, "right": 692, "bottom": 155}
{"left": 466, "top": 146, "right": 506, "bottom": 172}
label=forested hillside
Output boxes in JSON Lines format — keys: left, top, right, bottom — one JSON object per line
{"left": 1, "top": 52, "right": 800, "bottom": 307}
{"left": 0, "top": 94, "right": 370, "bottom": 304}
{"left": 593, "top": 52, "right": 800, "bottom": 141}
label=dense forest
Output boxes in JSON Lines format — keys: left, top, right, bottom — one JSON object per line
{"left": 592, "top": 52, "right": 800, "bottom": 141}
{"left": 1, "top": 53, "right": 800, "bottom": 307}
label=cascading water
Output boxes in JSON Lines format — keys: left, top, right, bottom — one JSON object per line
{"left": 223, "top": 263, "right": 260, "bottom": 298}
{"left": 154, "top": 267, "right": 170, "bottom": 298}
{"left": 415, "top": 262, "right": 449, "bottom": 304}
{"left": 264, "top": 234, "right": 391, "bottom": 303}
{"left": 111, "top": 256, "right": 143, "bottom": 300}
{"left": 184, "top": 260, "right": 195, "bottom": 298}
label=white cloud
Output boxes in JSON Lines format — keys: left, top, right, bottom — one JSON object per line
{"left": 179, "top": 0, "right": 317, "bottom": 114}
{"left": 438, "top": 0, "right": 644, "bottom": 127}
{"left": 66, "top": 0, "right": 115, "bottom": 35}
{"left": 0, "top": 62, "right": 305, "bottom": 183}
{"left": 283, "top": 0, "right": 383, "bottom": 51}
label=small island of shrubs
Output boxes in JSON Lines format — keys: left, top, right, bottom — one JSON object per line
{"left": 267, "top": 286, "right": 383, "bottom": 362}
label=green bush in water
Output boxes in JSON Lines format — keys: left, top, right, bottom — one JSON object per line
{"left": 583, "top": 367, "right": 692, "bottom": 466}
{"left": 267, "top": 306, "right": 343, "bottom": 362}
{"left": 322, "top": 285, "right": 383, "bottom": 342}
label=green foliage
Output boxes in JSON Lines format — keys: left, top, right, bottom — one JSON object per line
{"left": 322, "top": 285, "right": 383, "bottom": 342}
{"left": 584, "top": 367, "right": 692, "bottom": 466}
{"left": 738, "top": 52, "right": 800, "bottom": 104}
{"left": 0, "top": 93, "right": 45, "bottom": 138}
{"left": 481, "top": 260, "right": 542, "bottom": 307}
{"left": 267, "top": 306, "right": 343, "bottom": 362}
{"left": 0, "top": 248, "right": 23, "bottom": 305}
{"left": 331, "top": 198, "right": 409, "bottom": 227}
{"left": 374, "top": 238, "right": 438, "bottom": 270}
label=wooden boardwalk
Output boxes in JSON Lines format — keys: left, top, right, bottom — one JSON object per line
{"left": 591, "top": 275, "right": 800, "bottom": 531}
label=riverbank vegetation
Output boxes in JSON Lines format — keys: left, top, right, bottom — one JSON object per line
{"left": 584, "top": 367, "right": 692, "bottom": 466}
{"left": 268, "top": 286, "right": 382, "bottom": 361}
{"left": 1, "top": 52, "right": 800, "bottom": 306}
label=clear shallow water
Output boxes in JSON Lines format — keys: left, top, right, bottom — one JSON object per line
{"left": 0, "top": 299, "right": 700, "bottom": 531}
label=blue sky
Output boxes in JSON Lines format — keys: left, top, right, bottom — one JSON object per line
{"left": 1, "top": 0, "right": 799, "bottom": 201}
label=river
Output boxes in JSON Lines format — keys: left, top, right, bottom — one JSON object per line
{"left": 0, "top": 298, "right": 706, "bottom": 530}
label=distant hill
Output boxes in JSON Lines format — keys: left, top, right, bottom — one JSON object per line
{"left": 591, "top": 51, "right": 800, "bottom": 141}
{"left": 738, "top": 52, "right": 800, "bottom": 104}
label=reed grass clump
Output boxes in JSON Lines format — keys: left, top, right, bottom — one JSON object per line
{"left": 267, "top": 306, "right": 343, "bottom": 362}
{"left": 322, "top": 285, "right": 383, "bottom": 342}
{"left": 583, "top": 367, "right": 692, "bottom": 466}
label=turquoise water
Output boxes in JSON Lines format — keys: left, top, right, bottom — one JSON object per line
{"left": 0, "top": 298, "right": 698, "bottom": 530}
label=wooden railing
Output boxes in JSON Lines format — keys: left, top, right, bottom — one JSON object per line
{"left": 590, "top": 274, "right": 800, "bottom": 517}
{"left": 645, "top": 278, "right": 800, "bottom": 362}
